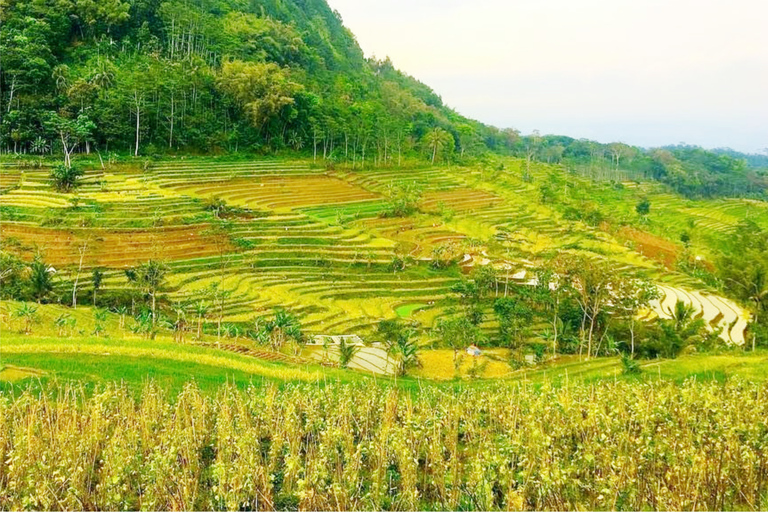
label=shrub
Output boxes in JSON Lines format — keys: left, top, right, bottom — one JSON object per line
{"left": 621, "top": 354, "right": 642, "bottom": 375}
{"left": 50, "top": 164, "right": 84, "bottom": 192}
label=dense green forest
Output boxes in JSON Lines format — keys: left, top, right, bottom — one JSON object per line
{"left": 2, "top": 0, "right": 767, "bottom": 198}
{"left": 0, "top": 0, "right": 502, "bottom": 163}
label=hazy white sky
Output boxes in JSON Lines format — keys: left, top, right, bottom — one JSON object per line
{"left": 326, "top": 0, "right": 768, "bottom": 153}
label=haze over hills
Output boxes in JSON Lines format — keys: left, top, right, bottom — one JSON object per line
{"left": 327, "top": 0, "right": 768, "bottom": 154}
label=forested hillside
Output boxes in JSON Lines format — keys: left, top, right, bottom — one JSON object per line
{"left": 0, "top": 0, "right": 510, "bottom": 162}
{"left": 1, "top": 0, "right": 767, "bottom": 199}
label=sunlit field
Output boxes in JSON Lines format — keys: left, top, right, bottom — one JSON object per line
{"left": 1, "top": 380, "right": 767, "bottom": 511}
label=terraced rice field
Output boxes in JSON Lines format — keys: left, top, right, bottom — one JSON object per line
{"left": 168, "top": 175, "right": 380, "bottom": 210}
{"left": 651, "top": 284, "right": 749, "bottom": 345}
{"left": 2, "top": 223, "right": 231, "bottom": 267}
{"left": 0, "top": 158, "right": 754, "bottom": 344}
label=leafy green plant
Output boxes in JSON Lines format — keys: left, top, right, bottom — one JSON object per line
{"left": 381, "top": 182, "right": 422, "bottom": 218}
{"left": 28, "top": 256, "right": 55, "bottom": 303}
{"left": 50, "top": 164, "right": 84, "bottom": 192}
{"left": 93, "top": 309, "right": 109, "bottom": 337}
{"left": 337, "top": 337, "right": 360, "bottom": 369}
{"left": 621, "top": 354, "right": 642, "bottom": 375}
{"left": 14, "top": 303, "right": 38, "bottom": 334}
{"left": 265, "top": 309, "right": 302, "bottom": 352}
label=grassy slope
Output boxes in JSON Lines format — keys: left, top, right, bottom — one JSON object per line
{"left": 0, "top": 335, "right": 365, "bottom": 394}
{"left": 3, "top": 333, "right": 766, "bottom": 395}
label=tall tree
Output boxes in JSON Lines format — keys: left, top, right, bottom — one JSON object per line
{"left": 125, "top": 260, "right": 168, "bottom": 325}
{"left": 423, "top": 127, "right": 454, "bottom": 164}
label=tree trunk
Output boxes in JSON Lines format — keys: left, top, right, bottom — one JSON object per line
{"left": 134, "top": 90, "right": 141, "bottom": 157}
{"left": 587, "top": 313, "right": 596, "bottom": 359}
{"left": 72, "top": 242, "right": 87, "bottom": 308}
{"left": 7, "top": 78, "right": 16, "bottom": 113}
{"left": 169, "top": 91, "right": 175, "bottom": 148}
{"left": 72, "top": 273, "right": 78, "bottom": 308}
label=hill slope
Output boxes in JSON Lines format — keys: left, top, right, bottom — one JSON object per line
{"left": 1, "top": 0, "right": 505, "bottom": 159}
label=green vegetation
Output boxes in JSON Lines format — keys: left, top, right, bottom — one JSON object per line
{"left": 0, "top": 335, "right": 352, "bottom": 393}
{"left": 2, "top": 155, "right": 766, "bottom": 368}
{"left": 2, "top": 0, "right": 768, "bottom": 507}
{"left": 0, "top": 0, "right": 501, "bottom": 163}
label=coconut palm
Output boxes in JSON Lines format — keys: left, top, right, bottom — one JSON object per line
{"left": 90, "top": 58, "right": 116, "bottom": 91}
{"left": 423, "top": 127, "right": 454, "bottom": 164}
{"left": 660, "top": 300, "right": 706, "bottom": 358}
{"left": 29, "top": 256, "right": 55, "bottom": 303}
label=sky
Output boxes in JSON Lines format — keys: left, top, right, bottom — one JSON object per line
{"left": 326, "top": 0, "right": 768, "bottom": 153}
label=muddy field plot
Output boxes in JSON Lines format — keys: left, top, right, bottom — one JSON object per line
{"left": 1, "top": 224, "right": 233, "bottom": 268}
{"left": 168, "top": 176, "right": 380, "bottom": 210}
{"left": 618, "top": 226, "right": 682, "bottom": 268}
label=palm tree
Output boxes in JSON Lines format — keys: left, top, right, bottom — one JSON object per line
{"left": 337, "top": 337, "right": 360, "bottom": 369}
{"left": 30, "top": 137, "right": 50, "bottom": 155}
{"left": 725, "top": 262, "right": 768, "bottom": 351}
{"left": 288, "top": 131, "right": 304, "bottom": 151}
{"left": 29, "top": 256, "right": 55, "bottom": 303}
{"left": 660, "top": 300, "right": 706, "bottom": 358}
{"left": 90, "top": 58, "right": 116, "bottom": 91}
{"left": 423, "top": 127, "right": 453, "bottom": 164}
{"left": 385, "top": 327, "right": 422, "bottom": 376}
{"left": 52, "top": 64, "right": 70, "bottom": 93}
{"left": 265, "top": 309, "right": 302, "bottom": 352}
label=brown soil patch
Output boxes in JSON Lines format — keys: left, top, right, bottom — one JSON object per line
{"left": 169, "top": 176, "right": 379, "bottom": 209}
{"left": 422, "top": 189, "right": 500, "bottom": 212}
{"left": 2, "top": 223, "right": 234, "bottom": 268}
{"left": 618, "top": 226, "right": 681, "bottom": 268}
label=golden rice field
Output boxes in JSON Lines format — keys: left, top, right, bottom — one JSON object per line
{"left": 0, "top": 380, "right": 766, "bottom": 511}
{"left": 0, "top": 157, "right": 761, "bottom": 342}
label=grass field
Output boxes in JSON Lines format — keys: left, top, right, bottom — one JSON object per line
{"left": 3, "top": 331, "right": 766, "bottom": 394}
